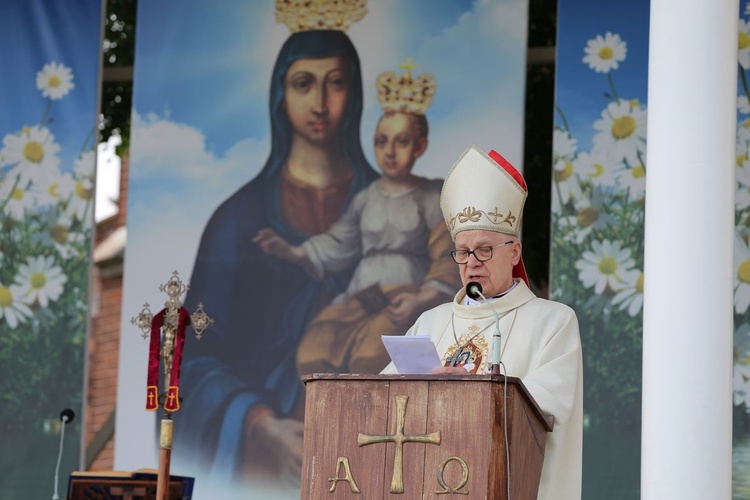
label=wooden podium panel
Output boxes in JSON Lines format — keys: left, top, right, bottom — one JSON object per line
{"left": 301, "top": 374, "right": 552, "bottom": 499}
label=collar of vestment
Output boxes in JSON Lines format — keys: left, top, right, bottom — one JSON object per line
{"left": 452, "top": 279, "right": 536, "bottom": 320}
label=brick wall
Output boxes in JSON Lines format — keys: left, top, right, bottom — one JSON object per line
{"left": 84, "top": 153, "right": 128, "bottom": 470}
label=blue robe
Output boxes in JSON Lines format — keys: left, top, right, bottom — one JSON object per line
{"left": 172, "top": 29, "right": 377, "bottom": 484}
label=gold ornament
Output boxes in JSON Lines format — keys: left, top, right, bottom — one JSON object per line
{"left": 376, "top": 58, "right": 436, "bottom": 115}
{"left": 275, "top": 0, "right": 368, "bottom": 33}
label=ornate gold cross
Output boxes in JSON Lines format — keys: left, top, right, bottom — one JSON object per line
{"left": 357, "top": 395, "right": 441, "bottom": 493}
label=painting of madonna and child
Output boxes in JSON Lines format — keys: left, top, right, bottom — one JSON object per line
{"left": 118, "top": 0, "right": 529, "bottom": 497}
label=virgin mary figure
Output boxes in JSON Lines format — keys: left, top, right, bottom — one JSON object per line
{"left": 174, "top": 24, "right": 378, "bottom": 489}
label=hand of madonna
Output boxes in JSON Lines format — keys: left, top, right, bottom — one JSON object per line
{"left": 254, "top": 415, "right": 305, "bottom": 486}
{"left": 253, "top": 228, "right": 312, "bottom": 271}
{"left": 253, "top": 228, "right": 294, "bottom": 259}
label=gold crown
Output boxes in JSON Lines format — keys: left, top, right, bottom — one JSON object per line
{"left": 376, "top": 58, "right": 436, "bottom": 115}
{"left": 275, "top": 0, "right": 368, "bottom": 33}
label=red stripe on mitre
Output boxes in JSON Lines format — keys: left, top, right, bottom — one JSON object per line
{"left": 488, "top": 150, "right": 527, "bottom": 192}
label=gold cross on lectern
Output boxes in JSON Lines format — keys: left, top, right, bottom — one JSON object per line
{"left": 357, "top": 395, "right": 441, "bottom": 493}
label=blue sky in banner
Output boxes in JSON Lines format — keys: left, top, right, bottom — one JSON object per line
{"left": 133, "top": 0, "right": 477, "bottom": 153}
{"left": 556, "top": 0, "right": 650, "bottom": 153}
{"left": 0, "top": 0, "right": 101, "bottom": 170}
{"left": 128, "top": 0, "right": 527, "bottom": 203}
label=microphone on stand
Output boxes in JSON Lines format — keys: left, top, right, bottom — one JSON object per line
{"left": 467, "top": 281, "right": 512, "bottom": 498}
{"left": 52, "top": 408, "right": 75, "bottom": 500}
{"left": 466, "top": 282, "right": 502, "bottom": 374}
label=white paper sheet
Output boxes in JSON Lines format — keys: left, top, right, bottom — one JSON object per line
{"left": 381, "top": 335, "right": 442, "bottom": 374}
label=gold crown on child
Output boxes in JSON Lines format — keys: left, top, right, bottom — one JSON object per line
{"left": 275, "top": 0, "right": 368, "bottom": 33}
{"left": 376, "top": 58, "right": 436, "bottom": 115}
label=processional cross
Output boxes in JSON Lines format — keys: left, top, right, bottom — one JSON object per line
{"left": 131, "top": 270, "right": 213, "bottom": 500}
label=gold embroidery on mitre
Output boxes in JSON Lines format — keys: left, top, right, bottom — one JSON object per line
{"left": 447, "top": 206, "right": 518, "bottom": 233}
{"left": 376, "top": 58, "right": 436, "bottom": 115}
{"left": 443, "top": 333, "right": 489, "bottom": 374}
{"left": 275, "top": 0, "right": 368, "bottom": 33}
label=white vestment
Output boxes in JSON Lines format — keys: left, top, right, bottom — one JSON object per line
{"left": 382, "top": 279, "right": 583, "bottom": 500}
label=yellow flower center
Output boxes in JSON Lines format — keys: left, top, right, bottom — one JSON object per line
{"left": 738, "top": 154, "right": 748, "bottom": 167}
{"left": 598, "top": 256, "right": 618, "bottom": 275}
{"left": 636, "top": 273, "right": 644, "bottom": 294}
{"left": 23, "top": 140, "right": 45, "bottom": 163}
{"left": 630, "top": 99, "right": 640, "bottom": 107}
{"left": 632, "top": 165, "right": 646, "bottom": 179}
{"left": 11, "top": 188, "right": 24, "bottom": 200}
{"left": 48, "top": 183, "right": 60, "bottom": 197}
{"left": 30, "top": 272, "right": 47, "bottom": 289}
{"left": 740, "top": 32, "right": 750, "bottom": 51}
{"left": 738, "top": 259, "right": 750, "bottom": 284}
{"left": 555, "top": 160, "right": 574, "bottom": 182}
{"left": 598, "top": 46, "right": 614, "bottom": 60}
{"left": 577, "top": 207, "right": 599, "bottom": 228}
{"left": 48, "top": 75, "right": 61, "bottom": 88}
{"left": 0, "top": 286, "right": 12, "bottom": 307}
{"left": 612, "top": 116, "right": 636, "bottom": 139}
{"left": 50, "top": 225, "right": 69, "bottom": 244}
{"left": 76, "top": 181, "right": 92, "bottom": 200}
{"left": 590, "top": 163, "right": 604, "bottom": 178}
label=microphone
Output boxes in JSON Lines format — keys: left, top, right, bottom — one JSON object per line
{"left": 52, "top": 408, "right": 75, "bottom": 500}
{"left": 60, "top": 408, "right": 75, "bottom": 424}
{"left": 465, "top": 282, "right": 502, "bottom": 373}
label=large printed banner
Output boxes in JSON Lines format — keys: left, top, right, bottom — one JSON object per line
{"left": 0, "top": 1, "right": 101, "bottom": 498}
{"left": 117, "top": 0, "right": 529, "bottom": 497}
{"left": 552, "top": 2, "right": 649, "bottom": 497}
{"left": 554, "top": 1, "right": 750, "bottom": 498}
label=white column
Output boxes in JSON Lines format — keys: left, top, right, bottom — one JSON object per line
{"left": 642, "top": 1, "right": 738, "bottom": 498}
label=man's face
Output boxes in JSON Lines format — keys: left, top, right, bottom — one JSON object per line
{"left": 283, "top": 56, "right": 349, "bottom": 146}
{"left": 454, "top": 229, "right": 521, "bottom": 297}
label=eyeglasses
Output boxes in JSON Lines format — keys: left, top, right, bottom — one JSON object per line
{"left": 450, "top": 241, "right": 513, "bottom": 264}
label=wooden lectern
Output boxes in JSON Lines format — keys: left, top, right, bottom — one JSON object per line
{"left": 301, "top": 374, "right": 553, "bottom": 499}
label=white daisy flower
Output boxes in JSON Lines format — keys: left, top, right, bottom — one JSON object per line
{"left": 734, "top": 341, "right": 750, "bottom": 408}
{"left": 16, "top": 255, "right": 67, "bottom": 308}
{"left": 734, "top": 359, "right": 750, "bottom": 408}
{"left": 28, "top": 171, "right": 75, "bottom": 208}
{"left": 47, "top": 214, "right": 86, "bottom": 259}
{"left": 737, "top": 160, "right": 750, "bottom": 211}
{"left": 575, "top": 239, "right": 636, "bottom": 294}
{"left": 583, "top": 32, "right": 627, "bottom": 73}
{"left": 551, "top": 129, "right": 583, "bottom": 209}
{"left": 735, "top": 233, "right": 750, "bottom": 314}
{"left": 740, "top": 96, "right": 750, "bottom": 115}
{"left": 573, "top": 150, "right": 623, "bottom": 188}
{"left": 73, "top": 149, "right": 96, "bottom": 179}
{"left": 552, "top": 160, "right": 583, "bottom": 210}
{"left": 740, "top": 19, "right": 750, "bottom": 70}
{"left": 612, "top": 269, "right": 644, "bottom": 317}
{"left": 1, "top": 126, "right": 61, "bottom": 186}
{"left": 560, "top": 187, "right": 615, "bottom": 244}
{"left": 36, "top": 62, "right": 75, "bottom": 100}
{"left": 65, "top": 151, "right": 95, "bottom": 222}
{"left": 0, "top": 281, "right": 31, "bottom": 329}
{"left": 0, "top": 176, "right": 35, "bottom": 219}
{"left": 614, "top": 158, "right": 647, "bottom": 202}
{"left": 593, "top": 99, "right": 648, "bottom": 168}
{"left": 553, "top": 129, "right": 577, "bottom": 163}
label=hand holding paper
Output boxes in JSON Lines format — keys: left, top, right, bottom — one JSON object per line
{"left": 381, "top": 335, "right": 442, "bottom": 374}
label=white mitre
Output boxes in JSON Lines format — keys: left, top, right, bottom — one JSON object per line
{"left": 440, "top": 145, "right": 528, "bottom": 240}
